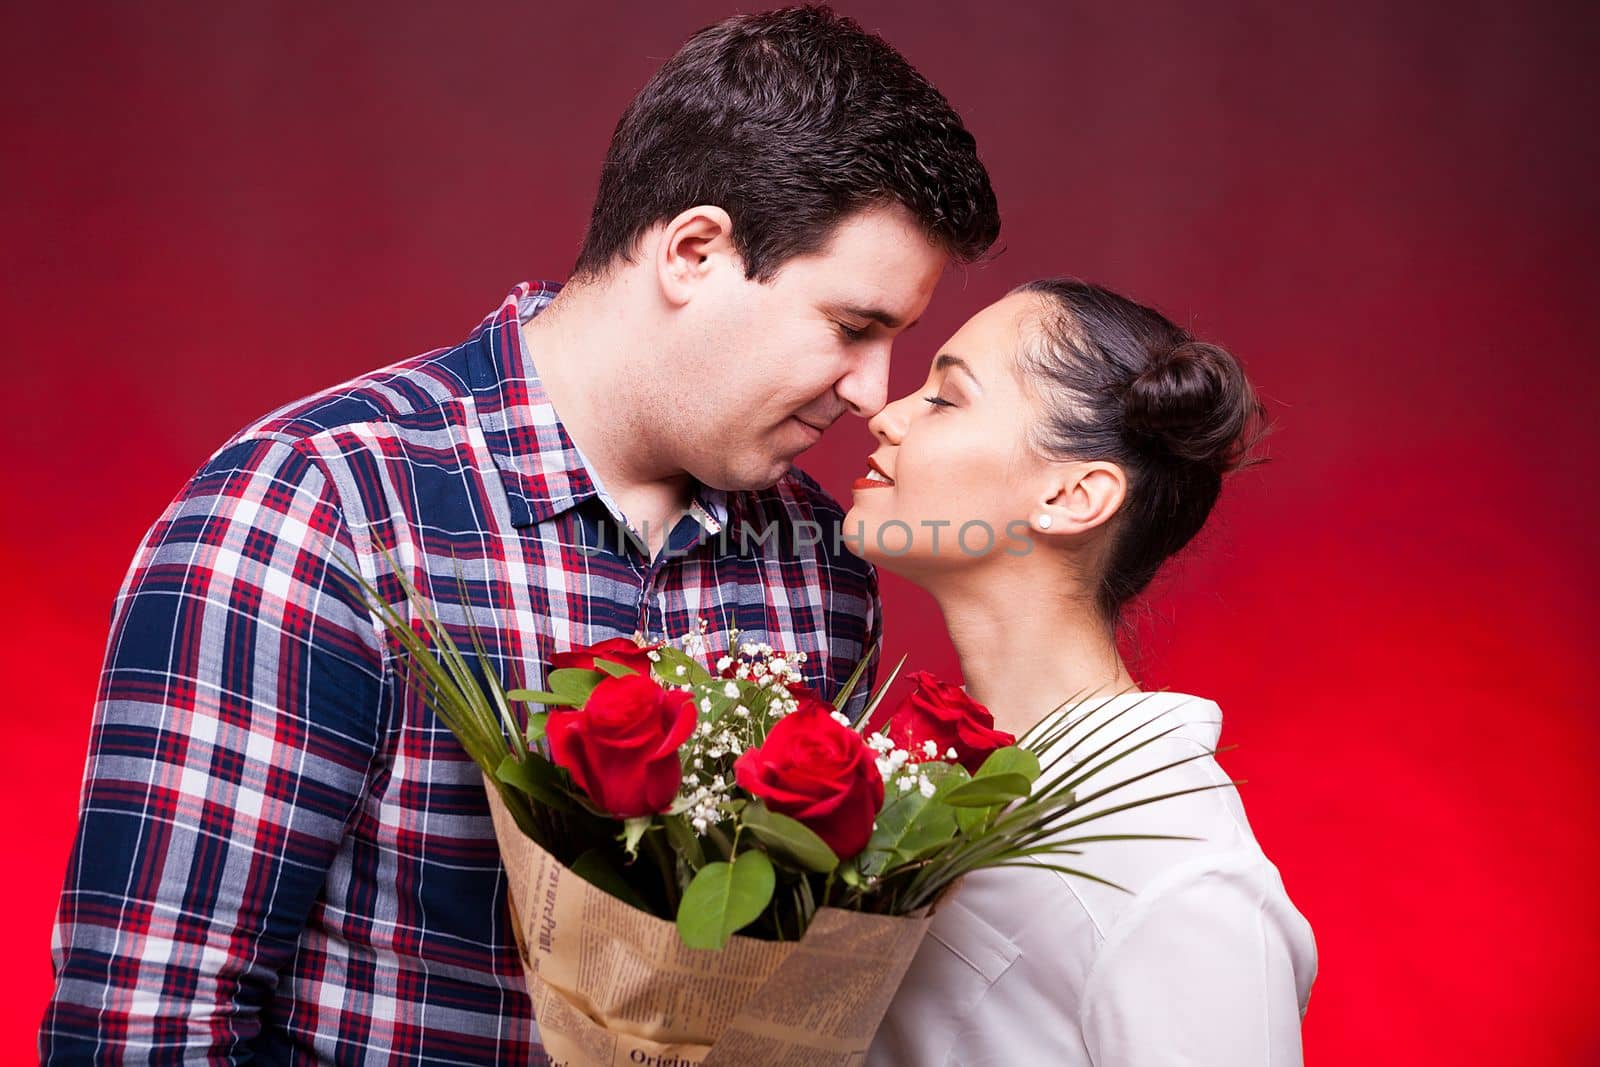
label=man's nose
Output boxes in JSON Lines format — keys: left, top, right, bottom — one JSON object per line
{"left": 833, "top": 345, "right": 891, "bottom": 419}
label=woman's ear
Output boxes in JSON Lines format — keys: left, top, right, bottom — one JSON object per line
{"left": 653, "top": 205, "right": 738, "bottom": 308}
{"left": 1032, "top": 461, "right": 1127, "bottom": 536}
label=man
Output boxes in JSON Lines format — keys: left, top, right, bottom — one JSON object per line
{"left": 41, "top": 5, "right": 999, "bottom": 1064}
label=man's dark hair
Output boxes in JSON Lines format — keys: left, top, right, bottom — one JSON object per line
{"left": 572, "top": 5, "right": 1000, "bottom": 282}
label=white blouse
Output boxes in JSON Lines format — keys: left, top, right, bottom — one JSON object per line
{"left": 867, "top": 691, "right": 1317, "bottom": 1066}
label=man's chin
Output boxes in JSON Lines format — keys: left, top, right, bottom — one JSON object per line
{"left": 699, "top": 455, "right": 794, "bottom": 494}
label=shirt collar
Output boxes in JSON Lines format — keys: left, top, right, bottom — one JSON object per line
{"left": 467, "top": 282, "right": 745, "bottom": 534}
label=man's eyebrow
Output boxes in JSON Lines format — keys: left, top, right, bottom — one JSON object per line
{"left": 830, "top": 304, "right": 919, "bottom": 331}
{"left": 935, "top": 352, "right": 979, "bottom": 385}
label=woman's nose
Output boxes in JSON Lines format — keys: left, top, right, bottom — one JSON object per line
{"left": 867, "top": 392, "right": 913, "bottom": 445}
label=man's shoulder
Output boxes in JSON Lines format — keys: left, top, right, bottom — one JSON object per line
{"left": 226, "top": 344, "right": 478, "bottom": 453}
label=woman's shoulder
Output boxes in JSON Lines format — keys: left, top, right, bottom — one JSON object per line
{"left": 1013, "top": 691, "right": 1288, "bottom": 930}
{"left": 1024, "top": 689, "right": 1225, "bottom": 756}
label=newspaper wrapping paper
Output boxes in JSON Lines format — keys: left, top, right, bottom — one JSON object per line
{"left": 485, "top": 780, "right": 937, "bottom": 1067}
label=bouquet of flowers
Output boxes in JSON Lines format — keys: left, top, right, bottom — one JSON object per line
{"left": 343, "top": 559, "right": 1218, "bottom": 1066}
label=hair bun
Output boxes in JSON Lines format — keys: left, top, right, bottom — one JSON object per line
{"left": 1121, "top": 341, "right": 1264, "bottom": 472}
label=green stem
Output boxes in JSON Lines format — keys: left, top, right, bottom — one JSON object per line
{"left": 643, "top": 829, "right": 680, "bottom": 912}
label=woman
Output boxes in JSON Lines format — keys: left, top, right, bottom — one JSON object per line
{"left": 852, "top": 279, "right": 1317, "bottom": 1065}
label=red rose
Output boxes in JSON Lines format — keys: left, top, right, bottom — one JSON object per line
{"left": 550, "top": 636, "right": 661, "bottom": 676}
{"left": 546, "top": 672, "right": 696, "bottom": 817}
{"left": 734, "top": 698, "right": 884, "bottom": 860}
{"left": 886, "top": 671, "right": 1015, "bottom": 774}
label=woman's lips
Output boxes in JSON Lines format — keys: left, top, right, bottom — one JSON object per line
{"left": 853, "top": 457, "right": 895, "bottom": 491}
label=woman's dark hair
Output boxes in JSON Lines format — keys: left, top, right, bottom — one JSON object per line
{"left": 1013, "top": 279, "right": 1269, "bottom": 622}
{"left": 572, "top": 5, "right": 1000, "bottom": 283}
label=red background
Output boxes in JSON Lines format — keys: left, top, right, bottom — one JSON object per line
{"left": 4, "top": 3, "right": 1596, "bottom": 1062}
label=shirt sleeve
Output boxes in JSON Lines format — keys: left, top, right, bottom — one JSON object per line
{"left": 1079, "top": 856, "right": 1315, "bottom": 1066}
{"left": 40, "top": 436, "right": 387, "bottom": 1063}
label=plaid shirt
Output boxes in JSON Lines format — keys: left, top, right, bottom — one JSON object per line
{"left": 42, "top": 283, "right": 881, "bottom": 1064}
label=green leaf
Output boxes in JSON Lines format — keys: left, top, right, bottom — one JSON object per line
{"left": 594, "top": 658, "right": 637, "bottom": 678}
{"left": 838, "top": 863, "right": 862, "bottom": 888}
{"left": 663, "top": 813, "right": 707, "bottom": 871}
{"left": 451, "top": 556, "right": 527, "bottom": 763}
{"left": 922, "top": 761, "right": 970, "bottom": 792}
{"left": 676, "top": 851, "right": 776, "bottom": 949}
{"left": 651, "top": 645, "right": 713, "bottom": 686}
{"left": 853, "top": 652, "right": 907, "bottom": 730}
{"left": 955, "top": 803, "right": 993, "bottom": 836}
{"left": 570, "top": 849, "right": 650, "bottom": 911}
{"left": 621, "top": 816, "right": 652, "bottom": 859}
{"left": 740, "top": 801, "right": 839, "bottom": 873}
{"left": 524, "top": 713, "right": 549, "bottom": 747}
{"left": 548, "top": 668, "right": 607, "bottom": 705}
{"left": 975, "top": 746, "right": 1041, "bottom": 783}
{"left": 506, "top": 688, "right": 578, "bottom": 707}
{"left": 832, "top": 641, "right": 877, "bottom": 710}
{"left": 494, "top": 753, "right": 573, "bottom": 812}
{"left": 939, "top": 772, "right": 1033, "bottom": 808}
{"left": 861, "top": 789, "right": 957, "bottom": 876}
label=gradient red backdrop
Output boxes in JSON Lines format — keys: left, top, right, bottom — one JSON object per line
{"left": 5, "top": 3, "right": 1596, "bottom": 1063}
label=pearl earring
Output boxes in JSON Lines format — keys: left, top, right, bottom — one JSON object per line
{"left": 1037, "top": 514, "right": 1053, "bottom": 530}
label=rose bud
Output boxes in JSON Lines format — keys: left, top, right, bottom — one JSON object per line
{"left": 545, "top": 672, "right": 696, "bottom": 817}
{"left": 734, "top": 698, "right": 884, "bottom": 860}
{"left": 886, "top": 671, "right": 1015, "bottom": 774}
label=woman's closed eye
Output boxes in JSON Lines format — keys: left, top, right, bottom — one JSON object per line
{"left": 923, "top": 394, "right": 956, "bottom": 410}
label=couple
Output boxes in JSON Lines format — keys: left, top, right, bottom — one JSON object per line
{"left": 42, "top": 6, "right": 1315, "bottom": 1065}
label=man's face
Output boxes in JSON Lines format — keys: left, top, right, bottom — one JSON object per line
{"left": 671, "top": 203, "right": 948, "bottom": 491}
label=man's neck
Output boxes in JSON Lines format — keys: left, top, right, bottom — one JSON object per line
{"left": 519, "top": 282, "right": 697, "bottom": 555}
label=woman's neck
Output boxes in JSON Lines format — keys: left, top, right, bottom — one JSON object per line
{"left": 928, "top": 565, "right": 1138, "bottom": 738}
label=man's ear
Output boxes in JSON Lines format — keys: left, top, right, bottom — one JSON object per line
{"left": 653, "top": 205, "right": 739, "bottom": 308}
{"left": 1032, "top": 461, "right": 1127, "bottom": 537}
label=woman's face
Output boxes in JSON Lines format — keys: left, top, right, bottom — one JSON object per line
{"left": 844, "top": 293, "right": 1051, "bottom": 574}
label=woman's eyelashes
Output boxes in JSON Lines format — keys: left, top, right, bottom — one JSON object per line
{"left": 922, "top": 394, "right": 956, "bottom": 410}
